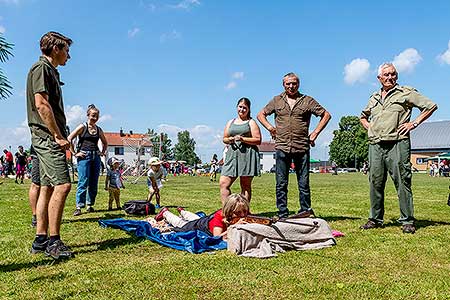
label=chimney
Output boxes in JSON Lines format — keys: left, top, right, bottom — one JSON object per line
{"left": 130, "top": 130, "right": 133, "bottom": 135}
{"left": 120, "top": 127, "right": 124, "bottom": 136}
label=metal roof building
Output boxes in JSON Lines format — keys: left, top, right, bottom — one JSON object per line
{"left": 411, "top": 120, "right": 450, "bottom": 152}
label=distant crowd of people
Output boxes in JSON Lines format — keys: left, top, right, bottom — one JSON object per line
{"left": 429, "top": 160, "right": 450, "bottom": 177}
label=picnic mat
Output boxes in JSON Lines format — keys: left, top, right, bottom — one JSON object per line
{"left": 99, "top": 218, "right": 227, "bottom": 254}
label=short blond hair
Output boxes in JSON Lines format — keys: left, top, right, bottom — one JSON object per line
{"left": 222, "top": 194, "right": 249, "bottom": 223}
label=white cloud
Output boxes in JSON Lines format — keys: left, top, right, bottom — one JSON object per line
{"left": 343, "top": 58, "right": 371, "bottom": 85}
{"left": 225, "top": 71, "right": 244, "bottom": 90}
{"left": 232, "top": 72, "right": 244, "bottom": 80}
{"left": 392, "top": 48, "right": 422, "bottom": 73}
{"left": 139, "top": 0, "right": 156, "bottom": 11}
{"left": 0, "top": 25, "right": 5, "bottom": 34}
{"left": 160, "top": 29, "right": 181, "bottom": 43}
{"left": 0, "top": 120, "right": 31, "bottom": 151}
{"left": 98, "top": 114, "right": 112, "bottom": 123}
{"left": 128, "top": 27, "right": 140, "bottom": 38}
{"left": 437, "top": 40, "right": 450, "bottom": 65}
{"left": 224, "top": 81, "right": 237, "bottom": 90}
{"left": 168, "top": 0, "right": 200, "bottom": 10}
{"left": 156, "top": 123, "right": 223, "bottom": 161}
{"left": 65, "top": 105, "right": 85, "bottom": 129}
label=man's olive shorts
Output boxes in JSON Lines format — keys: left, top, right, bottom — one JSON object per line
{"left": 31, "top": 133, "right": 70, "bottom": 186}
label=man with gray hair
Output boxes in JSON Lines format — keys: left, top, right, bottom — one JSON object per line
{"left": 360, "top": 63, "right": 437, "bottom": 234}
{"left": 257, "top": 72, "right": 331, "bottom": 218}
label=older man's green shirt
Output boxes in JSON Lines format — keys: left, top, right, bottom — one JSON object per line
{"left": 361, "top": 85, "right": 437, "bottom": 144}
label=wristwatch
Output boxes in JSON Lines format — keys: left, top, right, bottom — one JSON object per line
{"left": 412, "top": 122, "right": 418, "bottom": 128}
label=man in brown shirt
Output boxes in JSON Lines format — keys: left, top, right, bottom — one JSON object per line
{"left": 258, "top": 73, "right": 331, "bottom": 218}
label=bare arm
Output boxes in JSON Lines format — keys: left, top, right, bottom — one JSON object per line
{"left": 397, "top": 106, "right": 438, "bottom": 135}
{"left": 257, "top": 109, "right": 276, "bottom": 139}
{"left": 212, "top": 226, "right": 225, "bottom": 237}
{"left": 239, "top": 119, "right": 261, "bottom": 145}
{"left": 309, "top": 110, "right": 331, "bottom": 147}
{"left": 222, "top": 120, "right": 235, "bottom": 144}
{"left": 34, "top": 92, "right": 69, "bottom": 150}
{"left": 98, "top": 128, "right": 108, "bottom": 156}
{"left": 67, "top": 124, "right": 86, "bottom": 155}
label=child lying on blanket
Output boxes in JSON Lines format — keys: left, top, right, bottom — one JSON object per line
{"left": 154, "top": 194, "right": 249, "bottom": 239}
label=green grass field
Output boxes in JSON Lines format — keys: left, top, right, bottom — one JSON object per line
{"left": 0, "top": 173, "right": 449, "bottom": 300}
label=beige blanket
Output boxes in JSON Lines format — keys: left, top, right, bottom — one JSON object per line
{"left": 227, "top": 218, "right": 336, "bottom": 258}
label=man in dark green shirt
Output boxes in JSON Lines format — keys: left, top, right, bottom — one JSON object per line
{"left": 27, "top": 32, "right": 74, "bottom": 259}
{"left": 360, "top": 63, "right": 437, "bottom": 234}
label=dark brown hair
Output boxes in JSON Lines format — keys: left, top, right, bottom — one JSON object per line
{"left": 40, "top": 31, "right": 73, "bottom": 56}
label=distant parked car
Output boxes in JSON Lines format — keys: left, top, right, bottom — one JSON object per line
{"left": 337, "top": 168, "right": 348, "bottom": 173}
{"left": 346, "top": 168, "right": 358, "bottom": 172}
{"left": 309, "top": 168, "right": 320, "bottom": 173}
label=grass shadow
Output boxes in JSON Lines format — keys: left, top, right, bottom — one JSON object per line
{"left": 63, "top": 214, "right": 127, "bottom": 223}
{"left": 383, "top": 218, "right": 450, "bottom": 229}
{"left": 72, "top": 236, "right": 143, "bottom": 255}
{"left": 0, "top": 256, "right": 68, "bottom": 273}
{"left": 319, "top": 215, "right": 363, "bottom": 222}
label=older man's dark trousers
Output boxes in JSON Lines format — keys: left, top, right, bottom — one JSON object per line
{"left": 368, "top": 139, "right": 414, "bottom": 225}
{"left": 275, "top": 149, "right": 311, "bottom": 218}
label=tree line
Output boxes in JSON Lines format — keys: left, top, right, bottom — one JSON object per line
{"left": 148, "top": 129, "right": 201, "bottom": 166}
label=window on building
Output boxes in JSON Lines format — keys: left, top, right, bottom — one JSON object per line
{"left": 416, "top": 158, "right": 425, "bottom": 164}
{"left": 114, "top": 147, "right": 124, "bottom": 155}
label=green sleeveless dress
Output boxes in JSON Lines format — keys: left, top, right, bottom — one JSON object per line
{"left": 221, "top": 119, "right": 260, "bottom": 177}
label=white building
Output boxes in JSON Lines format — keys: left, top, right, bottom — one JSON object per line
{"left": 104, "top": 130, "right": 154, "bottom": 167}
{"left": 258, "top": 142, "right": 276, "bottom": 172}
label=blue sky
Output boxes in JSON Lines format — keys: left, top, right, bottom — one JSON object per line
{"left": 1, "top": 0, "right": 450, "bottom": 162}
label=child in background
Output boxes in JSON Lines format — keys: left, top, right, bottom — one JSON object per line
{"left": 154, "top": 193, "right": 249, "bottom": 239}
{"left": 147, "top": 157, "right": 164, "bottom": 209}
{"left": 105, "top": 157, "right": 125, "bottom": 210}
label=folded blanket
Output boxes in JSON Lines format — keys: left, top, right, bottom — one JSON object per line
{"left": 99, "top": 218, "right": 227, "bottom": 254}
{"left": 227, "top": 218, "right": 336, "bottom": 258}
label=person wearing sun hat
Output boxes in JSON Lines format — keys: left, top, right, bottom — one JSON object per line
{"left": 147, "top": 157, "right": 164, "bottom": 208}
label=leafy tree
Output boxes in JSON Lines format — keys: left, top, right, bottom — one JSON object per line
{"left": 147, "top": 129, "right": 173, "bottom": 160}
{"left": 329, "top": 116, "right": 368, "bottom": 168}
{"left": 0, "top": 34, "right": 14, "bottom": 100}
{"left": 173, "top": 130, "right": 200, "bottom": 165}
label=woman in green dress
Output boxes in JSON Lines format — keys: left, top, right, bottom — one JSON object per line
{"left": 220, "top": 98, "right": 261, "bottom": 205}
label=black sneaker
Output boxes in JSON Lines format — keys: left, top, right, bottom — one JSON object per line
{"left": 86, "top": 206, "right": 95, "bottom": 213}
{"left": 402, "top": 224, "right": 416, "bottom": 234}
{"left": 30, "top": 238, "right": 49, "bottom": 254}
{"left": 73, "top": 208, "right": 82, "bottom": 216}
{"left": 360, "top": 220, "right": 383, "bottom": 230}
{"left": 45, "top": 240, "right": 75, "bottom": 259}
{"left": 31, "top": 215, "right": 37, "bottom": 227}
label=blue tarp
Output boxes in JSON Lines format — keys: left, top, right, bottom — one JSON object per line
{"left": 98, "top": 218, "right": 227, "bottom": 254}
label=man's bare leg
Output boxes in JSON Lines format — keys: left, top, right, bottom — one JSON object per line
{"left": 29, "top": 183, "right": 40, "bottom": 227}
{"left": 48, "top": 183, "right": 71, "bottom": 236}
{"left": 36, "top": 185, "right": 53, "bottom": 235}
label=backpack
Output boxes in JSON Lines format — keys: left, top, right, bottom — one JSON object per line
{"left": 123, "top": 200, "right": 156, "bottom": 215}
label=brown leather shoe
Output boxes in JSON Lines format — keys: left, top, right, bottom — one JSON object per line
{"left": 289, "top": 209, "right": 315, "bottom": 219}
{"left": 402, "top": 224, "right": 416, "bottom": 234}
{"left": 360, "top": 220, "right": 382, "bottom": 230}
